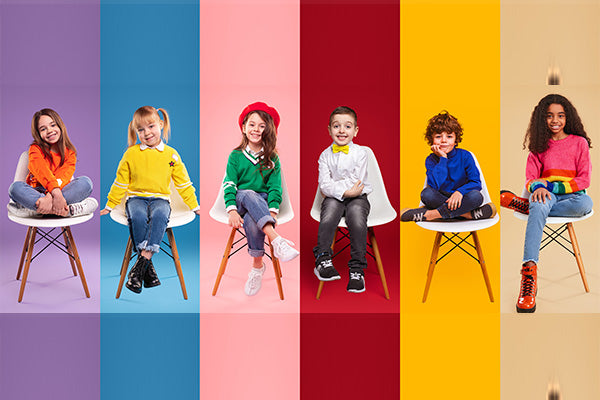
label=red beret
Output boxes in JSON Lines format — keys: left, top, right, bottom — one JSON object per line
{"left": 238, "top": 102, "right": 281, "bottom": 131}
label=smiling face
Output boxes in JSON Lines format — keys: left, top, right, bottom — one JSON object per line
{"left": 432, "top": 131, "right": 456, "bottom": 153}
{"left": 37, "top": 115, "right": 62, "bottom": 149}
{"left": 328, "top": 113, "right": 358, "bottom": 146}
{"left": 546, "top": 103, "right": 566, "bottom": 138}
{"left": 136, "top": 117, "right": 163, "bottom": 147}
{"left": 242, "top": 112, "right": 266, "bottom": 151}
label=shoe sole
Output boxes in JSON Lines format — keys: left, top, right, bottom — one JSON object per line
{"left": 313, "top": 268, "right": 341, "bottom": 282}
{"left": 347, "top": 287, "right": 366, "bottom": 293}
{"left": 143, "top": 281, "right": 161, "bottom": 288}
{"left": 516, "top": 304, "right": 536, "bottom": 313}
{"left": 125, "top": 283, "right": 142, "bottom": 294}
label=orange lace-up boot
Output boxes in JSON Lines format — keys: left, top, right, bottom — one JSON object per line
{"left": 500, "top": 190, "right": 530, "bottom": 214}
{"left": 516, "top": 263, "right": 537, "bottom": 313}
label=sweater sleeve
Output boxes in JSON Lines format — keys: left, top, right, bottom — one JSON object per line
{"left": 525, "top": 152, "right": 545, "bottom": 193}
{"left": 547, "top": 140, "right": 591, "bottom": 194}
{"left": 454, "top": 151, "right": 482, "bottom": 195}
{"left": 425, "top": 154, "right": 447, "bottom": 191}
{"left": 52, "top": 149, "right": 77, "bottom": 189}
{"left": 106, "top": 152, "right": 131, "bottom": 209}
{"left": 266, "top": 157, "right": 283, "bottom": 213}
{"left": 223, "top": 152, "right": 239, "bottom": 212}
{"left": 170, "top": 150, "right": 199, "bottom": 210}
{"left": 27, "top": 145, "right": 62, "bottom": 191}
{"left": 318, "top": 151, "right": 350, "bottom": 201}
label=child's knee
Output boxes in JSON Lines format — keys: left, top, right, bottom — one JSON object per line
{"left": 528, "top": 199, "right": 551, "bottom": 216}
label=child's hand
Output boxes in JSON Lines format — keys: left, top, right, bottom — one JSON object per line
{"left": 446, "top": 191, "right": 463, "bottom": 210}
{"left": 194, "top": 209, "right": 201, "bottom": 216}
{"left": 36, "top": 193, "right": 53, "bottom": 214}
{"left": 431, "top": 145, "right": 447, "bottom": 158}
{"left": 51, "top": 188, "right": 69, "bottom": 216}
{"left": 343, "top": 180, "right": 364, "bottom": 198}
{"left": 228, "top": 210, "right": 243, "bottom": 229}
{"left": 100, "top": 208, "right": 110, "bottom": 216}
{"left": 531, "top": 187, "right": 552, "bottom": 204}
{"left": 270, "top": 211, "right": 278, "bottom": 226}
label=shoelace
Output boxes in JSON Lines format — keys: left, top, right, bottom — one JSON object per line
{"left": 509, "top": 197, "right": 529, "bottom": 214}
{"left": 520, "top": 273, "right": 535, "bottom": 297}
{"left": 412, "top": 212, "right": 425, "bottom": 222}
{"left": 69, "top": 203, "right": 84, "bottom": 215}
{"left": 472, "top": 208, "right": 483, "bottom": 219}
{"left": 350, "top": 272, "right": 362, "bottom": 281}
{"left": 320, "top": 259, "right": 333, "bottom": 269}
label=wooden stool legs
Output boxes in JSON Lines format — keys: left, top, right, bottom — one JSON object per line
{"left": 566, "top": 222, "right": 590, "bottom": 292}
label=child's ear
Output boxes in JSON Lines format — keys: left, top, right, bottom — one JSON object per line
{"left": 355, "top": 126, "right": 359, "bottom": 137}
{"left": 159, "top": 120, "right": 164, "bottom": 129}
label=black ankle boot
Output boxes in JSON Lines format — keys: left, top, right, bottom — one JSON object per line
{"left": 126, "top": 256, "right": 147, "bottom": 294}
{"left": 143, "top": 259, "right": 161, "bottom": 288}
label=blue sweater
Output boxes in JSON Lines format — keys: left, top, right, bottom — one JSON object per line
{"left": 425, "top": 148, "right": 482, "bottom": 194}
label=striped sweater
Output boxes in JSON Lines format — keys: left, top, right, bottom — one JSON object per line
{"left": 106, "top": 142, "right": 199, "bottom": 210}
{"left": 526, "top": 134, "right": 591, "bottom": 194}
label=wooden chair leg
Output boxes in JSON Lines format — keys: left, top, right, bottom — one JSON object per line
{"left": 471, "top": 231, "right": 494, "bottom": 302}
{"left": 167, "top": 228, "right": 188, "bottom": 300}
{"left": 18, "top": 227, "right": 37, "bottom": 303}
{"left": 116, "top": 237, "right": 133, "bottom": 299}
{"left": 315, "top": 230, "right": 339, "bottom": 299}
{"left": 63, "top": 228, "right": 78, "bottom": 276}
{"left": 16, "top": 227, "right": 32, "bottom": 280}
{"left": 422, "top": 232, "right": 443, "bottom": 302}
{"left": 566, "top": 222, "right": 589, "bottom": 292}
{"left": 268, "top": 237, "right": 284, "bottom": 300}
{"left": 212, "top": 228, "right": 237, "bottom": 296}
{"left": 368, "top": 228, "right": 390, "bottom": 300}
{"left": 64, "top": 227, "right": 90, "bottom": 298}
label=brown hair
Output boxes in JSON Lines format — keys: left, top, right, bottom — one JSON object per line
{"left": 127, "top": 106, "right": 171, "bottom": 147}
{"left": 235, "top": 110, "right": 278, "bottom": 174}
{"left": 31, "top": 108, "right": 76, "bottom": 166}
{"left": 329, "top": 106, "right": 358, "bottom": 126}
{"left": 424, "top": 111, "right": 463, "bottom": 146}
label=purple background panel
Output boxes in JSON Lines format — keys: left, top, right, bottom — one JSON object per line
{"left": 0, "top": 313, "right": 100, "bottom": 400}
{"left": 0, "top": 2, "right": 100, "bottom": 312}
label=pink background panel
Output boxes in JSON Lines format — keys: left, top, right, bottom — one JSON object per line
{"left": 200, "top": 313, "right": 299, "bottom": 399}
{"left": 200, "top": 0, "right": 300, "bottom": 313}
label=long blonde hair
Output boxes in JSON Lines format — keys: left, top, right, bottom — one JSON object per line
{"left": 127, "top": 106, "right": 170, "bottom": 147}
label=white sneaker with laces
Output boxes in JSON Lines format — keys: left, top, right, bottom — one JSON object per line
{"left": 244, "top": 263, "right": 266, "bottom": 296}
{"left": 69, "top": 198, "right": 98, "bottom": 217}
{"left": 7, "top": 202, "right": 38, "bottom": 218}
{"left": 271, "top": 236, "right": 299, "bottom": 262}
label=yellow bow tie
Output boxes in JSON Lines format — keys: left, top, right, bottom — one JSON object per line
{"left": 332, "top": 144, "right": 349, "bottom": 154}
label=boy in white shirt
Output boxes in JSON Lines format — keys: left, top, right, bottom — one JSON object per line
{"left": 313, "top": 106, "right": 372, "bottom": 293}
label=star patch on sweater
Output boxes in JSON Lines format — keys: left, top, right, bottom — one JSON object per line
{"left": 169, "top": 161, "right": 175, "bottom": 167}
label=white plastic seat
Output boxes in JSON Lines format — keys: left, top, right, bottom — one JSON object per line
{"left": 415, "top": 151, "right": 498, "bottom": 302}
{"left": 209, "top": 172, "right": 294, "bottom": 300}
{"left": 310, "top": 146, "right": 397, "bottom": 299}
{"left": 109, "top": 182, "right": 196, "bottom": 299}
{"left": 7, "top": 151, "right": 92, "bottom": 302}
{"left": 510, "top": 187, "right": 593, "bottom": 292}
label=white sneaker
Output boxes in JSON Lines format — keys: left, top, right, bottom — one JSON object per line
{"left": 7, "top": 202, "right": 38, "bottom": 218}
{"left": 69, "top": 198, "right": 98, "bottom": 216}
{"left": 272, "top": 236, "right": 299, "bottom": 262}
{"left": 244, "top": 263, "right": 266, "bottom": 296}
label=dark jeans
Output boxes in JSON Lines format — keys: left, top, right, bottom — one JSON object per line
{"left": 313, "top": 194, "right": 370, "bottom": 270}
{"left": 420, "top": 186, "right": 483, "bottom": 219}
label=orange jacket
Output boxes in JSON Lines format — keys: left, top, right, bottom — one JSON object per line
{"left": 26, "top": 144, "right": 76, "bottom": 192}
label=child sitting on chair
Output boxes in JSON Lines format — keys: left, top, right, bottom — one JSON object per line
{"left": 401, "top": 111, "right": 496, "bottom": 222}
{"left": 313, "top": 106, "right": 371, "bottom": 293}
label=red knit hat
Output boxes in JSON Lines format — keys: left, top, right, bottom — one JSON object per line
{"left": 238, "top": 102, "right": 281, "bottom": 131}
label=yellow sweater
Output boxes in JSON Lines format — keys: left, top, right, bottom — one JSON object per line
{"left": 106, "top": 142, "right": 199, "bottom": 210}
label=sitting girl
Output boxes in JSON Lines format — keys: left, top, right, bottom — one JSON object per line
{"left": 503, "top": 94, "right": 593, "bottom": 313}
{"left": 100, "top": 106, "right": 200, "bottom": 294}
{"left": 223, "top": 102, "right": 299, "bottom": 296}
{"left": 8, "top": 108, "right": 97, "bottom": 218}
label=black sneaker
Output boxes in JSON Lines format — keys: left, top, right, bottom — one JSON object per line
{"left": 314, "top": 258, "right": 341, "bottom": 281}
{"left": 470, "top": 203, "right": 497, "bottom": 220}
{"left": 400, "top": 207, "right": 428, "bottom": 222}
{"left": 346, "top": 269, "right": 365, "bottom": 293}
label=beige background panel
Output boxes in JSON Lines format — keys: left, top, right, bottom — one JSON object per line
{"left": 501, "top": 0, "right": 600, "bottom": 313}
{"left": 501, "top": 314, "right": 600, "bottom": 399}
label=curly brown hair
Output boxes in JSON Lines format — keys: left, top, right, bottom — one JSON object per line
{"left": 523, "top": 94, "right": 591, "bottom": 153}
{"left": 424, "top": 111, "right": 463, "bottom": 146}
{"left": 235, "top": 110, "right": 278, "bottom": 174}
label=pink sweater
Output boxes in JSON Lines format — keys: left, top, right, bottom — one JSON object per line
{"left": 526, "top": 134, "right": 591, "bottom": 194}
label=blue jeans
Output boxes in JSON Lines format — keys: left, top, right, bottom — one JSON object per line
{"left": 125, "top": 197, "right": 171, "bottom": 254}
{"left": 235, "top": 190, "right": 276, "bottom": 258}
{"left": 523, "top": 192, "right": 593, "bottom": 263}
{"left": 8, "top": 176, "right": 93, "bottom": 210}
{"left": 313, "top": 194, "right": 370, "bottom": 270}
{"left": 421, "top": 186, "right": 483, "bottom": 219}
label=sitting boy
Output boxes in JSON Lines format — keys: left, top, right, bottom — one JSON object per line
{"left": 401, "top": 111, "right": 496, "bottom": 222}
{"left": 313, "top": 106, "right": 371, "bottom": 293}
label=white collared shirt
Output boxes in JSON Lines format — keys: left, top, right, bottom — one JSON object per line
{"left": 140, "top": 140, "right": 165, "bottom": 151}
{"left": 318, "top": 141, "right": 372, "bottom": 201}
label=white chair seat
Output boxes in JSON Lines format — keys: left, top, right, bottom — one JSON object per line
{"left": 417, "top": 214, "right": 499, "bottom": 233}
{"left": 8, "top": 212, "right": 93, "bottom": 228}
{"left": 110, "top": 200, "right": 195, "bottom": 228}
{"left": 512, "top": 209, "right": 593, "bottom": 224}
